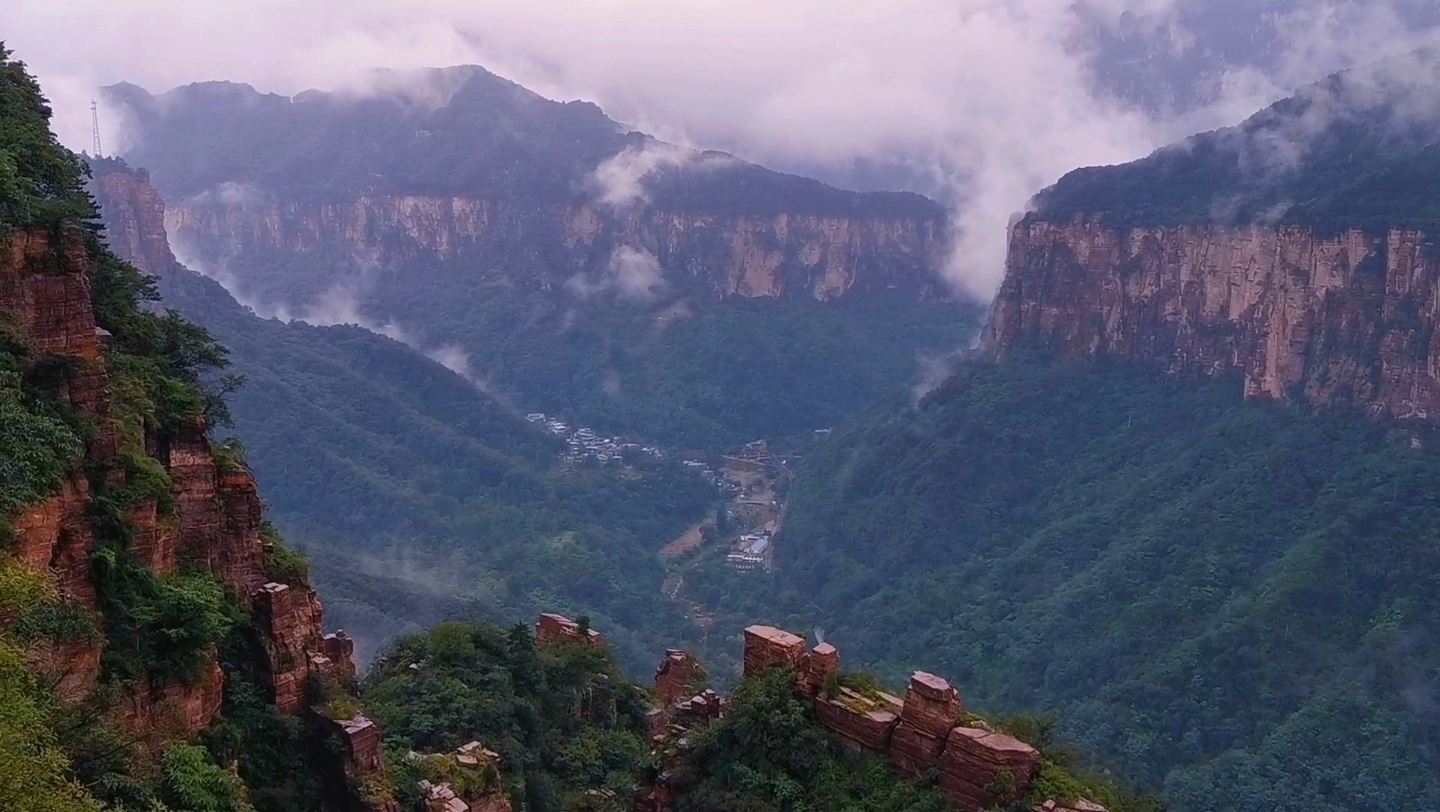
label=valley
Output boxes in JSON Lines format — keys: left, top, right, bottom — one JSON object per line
{"left": 6, "top": 16, "right": 1440, "bottom": 812}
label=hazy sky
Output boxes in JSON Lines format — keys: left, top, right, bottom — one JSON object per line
{"left": 5, "top": 0, "right": 1437, "bottom": 297}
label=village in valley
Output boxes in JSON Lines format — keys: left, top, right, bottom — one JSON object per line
{"left": 525, "top": 412, "right": 792, "bottom": 573}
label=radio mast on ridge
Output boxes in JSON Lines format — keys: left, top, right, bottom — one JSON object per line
{"left": 90, "top": 100, "right": 103, "bottom": 158}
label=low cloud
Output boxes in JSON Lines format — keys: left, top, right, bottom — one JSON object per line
{"left": 567, "top": 245, "right": 665, "bottom": 302}
{"left": 12, "top": 0, "right": 1439, "bottom": 303}
{"left": 591, "top": 142, "right": 732, "bottom": 208}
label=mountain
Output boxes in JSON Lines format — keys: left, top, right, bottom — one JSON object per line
{"left": 726, "top": 53, "right": 1440, "bottom": 812}
{"left": 0, "top": 45, "right": 399, "bottom": 812}
{"left": 103, "top": 67, "right": 980, "bottom": 452}
{"left": 90, "top": 160, "right": 718, "bottom": 671}
{"left": 987, "top": 48, "right": 1440, "bottom": 420}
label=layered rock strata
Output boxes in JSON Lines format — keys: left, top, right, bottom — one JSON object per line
{"left": 739, "top": 624, "right": 1041, "bottom": 811}
{"left": 986, "top": 220, "right": 1440, "bottom": 420}
{"left": 164, "top": 196, "right": 948, "bottom": 302}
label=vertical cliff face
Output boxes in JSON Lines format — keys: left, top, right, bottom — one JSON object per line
{"left": 3, "top": 220, "right": 357, "bottom": 735}
{"left": 985, "top": 219, "right": 1440, "bottom": 419}
{"left": 163, "top": 194, "right": 949, "bottom": 302}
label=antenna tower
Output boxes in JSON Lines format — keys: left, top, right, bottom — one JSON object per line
{"left": 90, "top": 100, "right": 103, "bottom": 158}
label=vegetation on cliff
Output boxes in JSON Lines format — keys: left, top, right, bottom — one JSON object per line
{"left": 0, "top": 44, "right": 331, "bottom": 812}
{"left": 366, "top": 621, "right": 654, "bottom": 811}
{"left": 1031, "top": 47, "right": 1440, "bottom": 232}
{"left": 725, "top": 356, "right": 1440, "bottom": 812}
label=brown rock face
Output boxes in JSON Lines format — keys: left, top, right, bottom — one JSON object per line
{"left": 890, "top": 672, "right": 964, "bottom": 777}
{"left": 0, "top": 227, "right": 110, "bottom": 418}
{"left": 814, "top": 690, "right": 902, "bottom": 751}
{"left": 800, "top": 642, "right": 840, "bottom": 697}
{"left": 164, "top": 196, "right": 949, "bottom": 301}
{"left": 253, "top": 581, "right": 326, "bottom": 715}
{"left": 741, "top": 625, "right": 807, "bottom": 676}
{"left": 317, "top": 714, "right": 399, "bottom": 812}
{"left": 938, "top": 727, "right": 1041, "bottom": 811}
{"left": 986, "top": 220, "right": 1440, "bottom": 419}
{"left": 655, "top": 649, "right": 705, "bottom": 706}
{"left": 119, "top": 655, "right": 226, "bottom": 750}
{"left": 535, "top": 613, "right": 606, "bottom": 647}
{"left": 91, "top": 166, "right": 179, "bottom": 275}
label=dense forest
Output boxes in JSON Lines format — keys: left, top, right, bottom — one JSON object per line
{"left": 146, "top": 264, "right": 720, "bottom": 670}
{"left": 703, "top": 357, "right": 1440, "bottom": 811}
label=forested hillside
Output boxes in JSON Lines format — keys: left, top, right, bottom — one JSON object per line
{"left": 144, "top": 263, "right": 718, "bottom": 669}
{"left": 1033, "top": 47, "right": 1440, "bottom": 231}
{"left": 744, "top": 357, "right": 1440, "bottom": 811}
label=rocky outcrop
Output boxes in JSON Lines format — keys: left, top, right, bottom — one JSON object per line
{"left": 738, "top": 625, "right": 1040, "bottom": 811}
{"left": 163, "top": 195, "right": 948, "bottom": 301}
{"left": 655, "top": 649, "right": 706, "bottom": 706}
{"left": 118, "top": 655, "right": 226, "bottom": 752}
{"left": 985, "top": 219, "right": 1440, "bottom": 420}
{"left": 0, "top": 165, "right": 395, "bottom": 806}
{"left": 316, "top": 713, "right": 398, "bottom": 812}
{"left": 92, "top": 164, "right": 178, "bottom": 275}
{"left": 535, "top": 612, "right": 606, "bottom": 647}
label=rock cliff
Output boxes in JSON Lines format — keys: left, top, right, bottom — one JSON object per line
{"left": 984, "top": 219, "right": 1440, "bottom": 420}
{"left": 2, "top": 174, "right": 394, "bottom": 809}
{"left": 164, "top": 194, "right": 947, "bottom": 302}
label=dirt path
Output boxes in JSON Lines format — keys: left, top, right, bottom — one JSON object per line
{"left": 661, "top": 522, "right": 707, "bottom": 560}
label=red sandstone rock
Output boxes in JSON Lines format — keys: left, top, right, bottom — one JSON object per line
{"left": 253, "top": 581, "right": 326, "bottom": 714}
{"left": 655, "top": 649, "right": 705, "bottom": 705}
{"left": 741, "top": 625, "right": 806, "bottom": 677}
{"left": 987, "top": 220, "right": 1440, "bottom": 422}
{"left": 118, "top": 654, "right": 225, "bottom": 753}
{"left": 900, "top": 671, "right": 963, "bottom": 738}
{"left": 535, "top": 613, "right": 605, "bottom": 646}
{"left": 938, "top": 727, "right": 1041, "bottom": 811}
{"left": 91, "top": 167, "right": 179, "bottom": 275}
{"left": 317, "top": 713, "right": 398, "bottom": 812}
{"left": 800, "top": 642, "right": 839, "bottom": 697}
{"left": 889, "top": 722, "right": 950, "bottom": 777}
{"left": 814, "top": 688, "right": 902, "bottom": 751}
{"left": 322, "top": 631, "right": 359, "bottom": 686}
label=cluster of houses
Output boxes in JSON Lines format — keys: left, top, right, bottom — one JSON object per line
{"left": 526, "top": 413, "right": 663, "bottom": 466}
{"left": 726, "top": 532, "right": 774, "bottom": 571}
{"left": 679, "top": 459, "right": 743, "bottom": 495}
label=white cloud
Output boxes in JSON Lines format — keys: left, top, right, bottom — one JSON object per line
{"left": 592, "top": 142, "right": 733, "bottom": 208}
{"left": 567, "top": 245, "right": 665, "bottom": 302}
{"left": 8, "top": 0, "right": 1436, "bottom": 300}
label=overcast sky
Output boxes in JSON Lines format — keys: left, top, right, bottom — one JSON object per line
{"left": 5, "top": 0, "right": 1436, "bottom": 297}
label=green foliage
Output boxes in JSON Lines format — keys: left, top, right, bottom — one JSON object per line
{"left": 260, "top": 523, "right": 309, "bottom": 584}
{"left": 677, "top": 667, "right": 950, "bottom": 812}
{"left": 0, "top": 638, "right": 107, "bottom": 812}
{"left": 0, "top": 365, "right": 83, "bottom": 524}
{"left": 0, "top": 44, "right": 91, "bottom": 234}
{"left": 202, "top": 640, "right": 328, "bottom": 812}
{"left": 365, "top": 621, "right": 654, "bottom": 811}
{"left": 1031, "top": 50, "right": 1440, "bottom": 233}
{"left": 752, "top": 357, "right": 1440, "bottom": 811}
{"left": 161, "top": 743, "right": 256, "bottom": 812}
{"left": 93, "top": 544, "right": 239, "bottom": 684}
